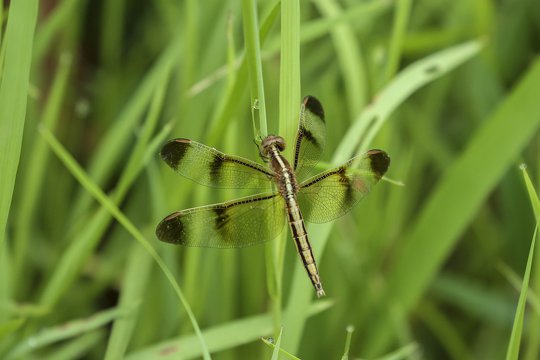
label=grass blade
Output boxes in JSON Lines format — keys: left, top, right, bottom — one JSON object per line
{"left": 505, "top": 226, "right": 537, "bottom": 360}
{"left": 366, "top": 57, "right": 540, "bottom": 355}
{"left": 7, "top": 306, "right": 130, "bottom": 359}
{"left": 125, "top": 300, "right": 332, "bottom": 360}
{"left": 104, "top": 243, "right": 153, "bottom": 360}
{"left": 279, "top": 0, "right": 301, "bottom": 148}
{"left": 276, "top": 0, "right": 301, "bottom": 339}
{"left": 0, "top": 0, "right": 39, "bottom": 247}
{"left": 313, "top": 0, "right": 366, "bottom": 115}
{"left": 261, "top": 332, "right": 301, "bottom": 360}
{"left": 13, "top": 53, "right": 73, "bottom": 284}
{"left": 39, "top": 127, "right": 212, "bottom": 360}
{"left": 270, "top": 327, "right": 283, "bottom": 360}
{"left": 383, "top": 0, "right": 413, "bottom": 83}
{"left": 241, "top": 0, "right": 268, "bottom": 138}
{"left": 337, "top": 40, "right": 484, "bottom": 160}
{"left": 42, "top": 331, "right": 104, "bottom": 360}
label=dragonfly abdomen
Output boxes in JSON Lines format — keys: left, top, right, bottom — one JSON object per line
{"left": 287, "top": 203, "right": 325, "bottom": 297}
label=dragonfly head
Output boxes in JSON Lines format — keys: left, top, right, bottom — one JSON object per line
{"left": 261, "top": 135, "right": 286, "bottom": 157}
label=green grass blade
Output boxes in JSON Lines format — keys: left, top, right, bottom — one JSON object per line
{"left": 190, "top": 0, "right": 391, "bottom": 98}
{"left": 33, "top": 0, "right": 82, "bottom": 62}
{"left": 279, "top": 0, "right": 300, "bottom": 149}
{"left": 100, "top": 0, "right": 125, "bottom": 67}
{"left": 505, "top": 227, "right": 537, "bottom": 360}
{"left": 13, "top": 53, "right": 73, "bottom": 284}
{"left": 68, "top": 34, "right": 179, "bottom": 220}
{"left": 366, "top": 57, "right": 540, "bottom": 355}
{"left": 275, "top": 0, "right": 301, "bottom": 340}
{"left": 261, "top": 333, "right": 301, "bottom": 360}
{"left": 39, "top": 127, "right": 212, "bottom": 360}
{"left": 313, "top": 0, "right": 366, "bottom": 116}
{"left": 39, "top": 82, "right": 168, "bottom": 308}
{"left": 37, "top": 123, "right": 170, "bottom": 308}
{"left": 0, "top": 0, "right": 39, "bottom": 247}
{"left": 7, "top": 306, "right": 130, "bottom": 359}
{"left": 270, "top": 327, "right": 283, "bottom": 360}
{"left": 337, "top": 40, "right": 484, "bottom": 161}
{"left": 104, "top": 243, "right": 153, "bottom": 360}
{"left": 206, "top": 1, "right": 279, "bottom": 145}
{"left": 525, "top": 192, "right": 540, "bottom": 360}
{"left": 125, "top": 300, "right": 332, "bottom": 360}
{"left": 498, "top": 262, "right": 540, "bottom": 316}
{"left": 241, "top": 0, "right": 268, "bottom": 138}
{"left": 43, "top": 331, "right": 104, "bottom": 360}
{"left": 521, "top": 165, "right": 540, "bottom": 222}
{"left": 288, "top": 0, "right": 392, "bottom": 50}
{"left": 383, "top": 0, "right": 413, "bottom": 84}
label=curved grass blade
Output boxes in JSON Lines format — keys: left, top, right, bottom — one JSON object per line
{"left": 39, "top": 127, "right": 212, "bottom": 360}
{"left": 365, "top": 57, "right": 540, "bottom": 356}
{"left": 7, "top": 306, "right": 130, "bottom": 359}
{"left": 125, "top": 300, "right": 332, "bottom": 360}
{"left": 336, "top": 40, "right": 484, "bottom": 161}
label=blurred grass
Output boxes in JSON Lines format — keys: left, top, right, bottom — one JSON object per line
{"left": 2, "top": 0, "right": 540, "bottom": 359}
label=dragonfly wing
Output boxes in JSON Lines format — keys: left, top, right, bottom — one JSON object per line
{"left": 297, "top": 150, "right": 390, "bottom": 224}
{"left": 161, "top": 138, "right": 275, "bottom": 189}
{"left": 293, "top": 96, "right": 326, "bottom": 180}
{"left": 156, "top": 192, "right": 286, "bottom": 248}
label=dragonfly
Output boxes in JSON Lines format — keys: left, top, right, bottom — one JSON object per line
{"left": 156, "top": 96, "right": 390, "bottom": 297}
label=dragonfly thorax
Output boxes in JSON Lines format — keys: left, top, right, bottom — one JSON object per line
{"left": 261, "top": 135, "right": 286, "bottom": 157}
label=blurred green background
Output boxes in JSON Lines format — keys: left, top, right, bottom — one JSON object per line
{"left": 1, "top": 0, "right": 540, "bottom": 359}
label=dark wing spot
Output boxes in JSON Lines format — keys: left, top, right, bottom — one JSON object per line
{"left": 213, "top": 207, "right": 229, "bottom": 230}
{"left": 156, "top": 212, "right": 185, "bottom": 244}
{"left": 300, "top": 126, "right": 321, "bottom": 149}
{"left": 210, "top": 154, "right": 224, "bottom": 178}
{"left": 160, "top": 138, "right": 191, "bottom": 170}
{"left": 338, "top": 167, "right": 355, "bottom": 208}
{"left": 303, "top": 96, "right": 325, "bottom": 122}
{"left": 366, "top": 149, "right": 390, "bottom": 178}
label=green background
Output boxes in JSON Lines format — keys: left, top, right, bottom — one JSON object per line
{"left": 1, "top": 0, "right": 540, "bottom": 359}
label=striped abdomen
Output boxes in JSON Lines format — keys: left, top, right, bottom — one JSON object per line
{"left": 286, "top": 197, "right": 325, "bottom": 297}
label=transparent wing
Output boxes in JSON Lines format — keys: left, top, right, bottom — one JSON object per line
{"left": 298, "top": 150, "right": 390, "bottom": 224}
{"left": 156, "top": 192, "right": 286, "bottom": 248}
{"left": 160, "top": 138, "right": 274, "bottom": 189}
{"left": 293, "top": 96, "right": 326, "bottom": 180}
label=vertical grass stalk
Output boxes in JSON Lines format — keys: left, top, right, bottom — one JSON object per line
{"left": 0, "top": 0, "right": 39, "bottom": 249}
{"left": 277, "top": 0, "right": 301, "bottom": 338}
{"left": 241, "top": 0, "right": 268, "bottom": 138}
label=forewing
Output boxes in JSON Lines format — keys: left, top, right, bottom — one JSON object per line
{"left": 160, "top": 138, "right": 274, "bottom": 189}
{"left": 156, "top": 192, "right": 286, "bottom": 248}
{"left": 298, "top": 150, "right": 390, "bottom": 224}
{"left": 293, "top": 96, "right": 326, "bottom": 180}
